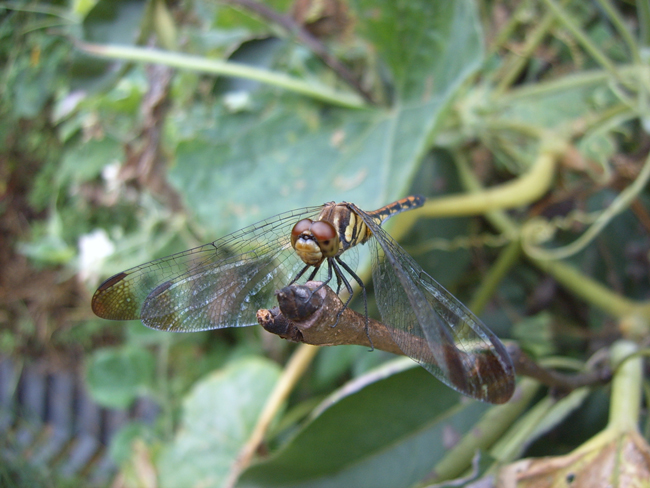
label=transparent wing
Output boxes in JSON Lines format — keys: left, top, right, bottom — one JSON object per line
{"left": 351, "top": 204, "right": 515, "bottom": 403}
{"left": 91, "top": 206, "right": 327, "bottom": 332}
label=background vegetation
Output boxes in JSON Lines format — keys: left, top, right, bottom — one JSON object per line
{"left": 1, "top": 0, "right": 649, "bottom": 487}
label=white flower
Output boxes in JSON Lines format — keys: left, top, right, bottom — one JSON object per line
{"left": 78, "top": 229, "right": 115, "bottom": 282}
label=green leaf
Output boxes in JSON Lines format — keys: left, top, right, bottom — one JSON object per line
{"left": 500, "top": 78, "right": 619, "bottom": 130}
{"left": 352, "top": 1, "right": 483, "bottom": 100}
{"left": 513, "top": 312, "right": 556, "bottom": 358}
{"left": 314, "top": 345, "right": 369, "bottom": 389}
{"left": 157, "top": 357, "right": 282, "bottom": 488}
{"left": 59, "top": 135, "right": 124, "bottom": 186}
{"left": 85, "top": 346, "right": 155, "bottom": 409}
{"left": 214, "top": 0, "right": 294, "bottom": 34}
{"left": 467, "top": 70, "right": 626, "bottom": 175}
{"left": 81, "top": 0, "right": 146, "bottom": 45}
{"left": 238, "top": 359, "right": 492, "bottom": 488}
{"left": 109, "top": 421, "right": 155, "bottom": 465}
{"left": 167, "top": 0, "right": 483, "bottom": 237}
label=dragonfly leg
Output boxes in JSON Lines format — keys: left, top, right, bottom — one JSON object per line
{"left": 336, "top": 257, "right": 373, "bottom": 351}
{"left": 308, "top": 261, "right": 333, "bottom": 298}
{"left": 289, "top": 264, "right": 314, "bottom": 286}
{"left": 334, "top": 270, "right": 343, "bottom": 295}
{"left": 331, "top": 260, "right": 354, "bottom": 320}
{"left": 306, "top": 264, "right": 321, "bottom": 282}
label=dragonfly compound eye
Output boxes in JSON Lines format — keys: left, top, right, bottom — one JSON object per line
{"left": 291, "top": 219, "right": 314, "bottom": 247}
{"left": 311, "top": 221, "right": 339, "bottom": 257}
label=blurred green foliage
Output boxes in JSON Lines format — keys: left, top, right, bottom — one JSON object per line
{"left": 2, "top": 0, "right": 650, "bottom": 487}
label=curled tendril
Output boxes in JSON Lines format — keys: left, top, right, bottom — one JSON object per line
{"left": 522, "top": 151, "right": 650, "bottom": 261}
{"left": 404, "top": 231, "right": 518, "bottom": 255}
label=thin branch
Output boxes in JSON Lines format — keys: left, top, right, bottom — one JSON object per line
{"left": 257, "top": 281, "right": 403, "bottom": 355}
{"left": 258, "top": 281, "right": 612, "bottom": 394}
{"left": 507, "top": 344, "right": 611, "bottom": 395}
{"left": 222, "top": 0, "right": 375, "bottom": 104}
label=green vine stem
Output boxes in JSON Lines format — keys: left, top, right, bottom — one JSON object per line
{"left": 417, "top": 137, "right": 561, "bottom": 219}
{"left": 594, "top": 0, "right": 641, "bottom": 64}
{"left": 607, "top": 341, "right": 642, "bottom": 433}
{"left": 469, "top": 240, "right": 521, "bottom": 316}
{"left": 541, "top": 0, "right": 621, "bottom": 82}
{"left": 500, "top": 64, "right": 644, "bottom": 101}
{"left": 568, "top": 340, "right": 643, "bottom": 459}
{"left": 494, "top": 0, "right": 570, "bottom": 96}
{"left": 489, "top": 380, "right": 556, "bottom": 462}
{"left": 432, "top": 377, "right": 541, "bottom": 481}
{"left": 522, "top": 150, "right": 650, "bottom": 261}
{"left": 640, "top": 0, "right": 650, "bottom": 48}
{"left": 74, "top": 42, "right": 366, "bottom": 109}
{"left": 455, "top": 145, "right": 650, "bottom": 323}
{"left": 486, "top": 1, "right": 530, "bottom": 58}
{"left": 531, "top": 258, "right": 650, "bottom": 320}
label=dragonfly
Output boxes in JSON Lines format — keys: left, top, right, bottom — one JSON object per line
{"left": 92, "top": 196, "right": 515, "bottom": 404}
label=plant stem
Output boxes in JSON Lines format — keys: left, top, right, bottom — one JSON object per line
{"left": 608, "top": 340, "right": 641, "bottom": 433}
{"left": 75, "top": 42, "right": 366, "bottom": 109}
{"left": 456, "top": 148, "right": 650, "bottom": 322}
{"left": 541, "top": 0, "right": 621, "bottom": 81}
{"left": 221, "top": 0, "right": 375, "bottom": 104}
{"left": 157, "top": 337, "right": 174, "bottom": 439}
{"left": 418, "top": 144, "right": 558, "bottom": 218}
{"left": 639, "top": 0, "right": 650, "bottom": 48}
{"left": 433, "top": 377, "right": 539, "bottom": 481}
{"left": 522, "top": 151, "right": 650, "bottom": 260}
{"left": 594, "top": 0, "right": 641, "bottom": 63}
{"left": 489, "top": 378, "right": 549, "bottom": 462}
{"left": 500, "top": 64, "right": 641, "bottom": 101}
{"left": 487, "top": 1, "right": 530, "bottom": 57}
{"left": 494, "top": 1, "right": 566, "bottom": 95}
{"left": 469, "top": 239, "right": 521, "bottom": 315}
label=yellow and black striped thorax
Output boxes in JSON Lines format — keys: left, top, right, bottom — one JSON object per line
{"left": 317, "top": 195, "right": 425, "bottom": 254}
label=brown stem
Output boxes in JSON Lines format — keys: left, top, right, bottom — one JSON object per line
{"left": 257, "top": 281, "right": 408, "bottom": 356}
{"left": 257, "top": 282, "right": 612, "bottom": 395}
{"left": 221, "top": 0, "right": 375, "bottom": 104}
{"left": 506, "top": 344, "right": 612, "bottom": 395}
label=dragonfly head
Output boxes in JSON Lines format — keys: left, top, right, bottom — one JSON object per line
{"left": 291, "top": 219, "right": 340, "bottom": 266}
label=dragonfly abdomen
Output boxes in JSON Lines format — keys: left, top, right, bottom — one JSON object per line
{"left": 367, "top": 195, "right": 425, "bottom": 224}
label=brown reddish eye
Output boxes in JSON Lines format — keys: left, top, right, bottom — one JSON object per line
{"left": 311, "top": 221, "right": 337, "bottom": 241}
{"left": 291, "top": 219, "right": 313, "bottom": 247}
{"left": 291, "top": 219, "right": 313, "bottom": 238}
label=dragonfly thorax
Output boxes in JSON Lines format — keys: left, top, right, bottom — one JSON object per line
{"left": 291, "top": 218, "right": 340, "bottom": 266}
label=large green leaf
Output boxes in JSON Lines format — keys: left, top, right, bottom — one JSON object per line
{"left": 238, "top": 359, "right": 491, "bottom": 488}
{"left": 167, "top": 0, "right": 483, "bottom": 236}
{"left": 157, "top": 357, "right": 281, "bottom": 488}
{"left": 85, "top": 345, "right": 155, "bottom": 409}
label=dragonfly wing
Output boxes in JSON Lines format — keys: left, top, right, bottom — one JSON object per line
{"left": 351, "top": 205, "right": 515, "bottom": 404}
{"left": 92, "top": 206, "right": 323, "bottom": 331}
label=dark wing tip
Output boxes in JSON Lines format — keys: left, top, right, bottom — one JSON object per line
{"left": 467, "top": 347, "right": 516, "bottom": 404}
{"left": 91, "top": 271, "right": 140, "bottom": 320}
{"left": 436, "top": 341, "right": 514, "bottom": 404}
{"left": 97, "top": 272, "right": 128, "bottom": 291}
